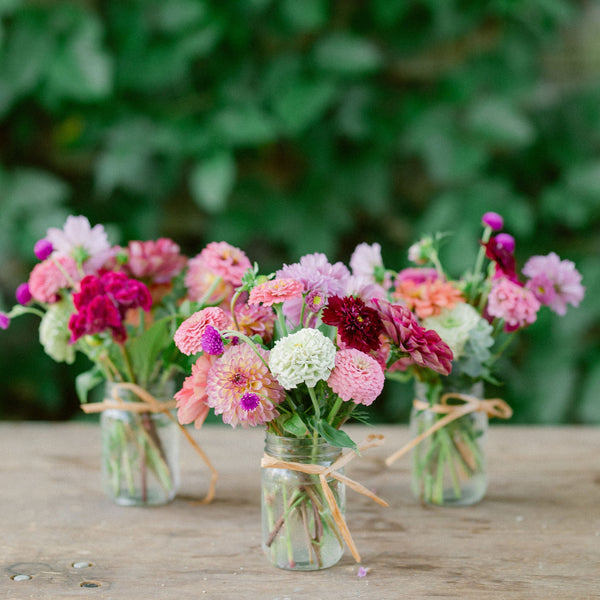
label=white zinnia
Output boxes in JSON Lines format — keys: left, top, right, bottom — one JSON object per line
{"left": 268, "top": 328, "right": 336, "bottom": 389}
{"left": 39, "top": 300, "right": 76, "bottom": 364}
{"left": 423, "top": 303, "right": 485, "bottom": 359}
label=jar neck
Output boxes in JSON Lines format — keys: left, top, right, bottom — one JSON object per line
{"left": 105, "top": 379, "right": 176, "bottom": 403}
{"left": 415, "top": 379, "right": 484, "bottom": 405}
{"left": 264, "top": 432, "right": 341, "bottom": 464}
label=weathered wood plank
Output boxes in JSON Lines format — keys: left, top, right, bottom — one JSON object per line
{"left": 1, "top": 423, "right": 599, "bottom": 599}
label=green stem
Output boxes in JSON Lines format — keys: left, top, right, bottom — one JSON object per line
{"left": 221, "top": 329, "right": 270, "bottom": 369}
{"left": 119, "top": 343, "right": 137, "bottom": 383}
{"left": 274, "top": 304, "right": 288, "bottom": 338}
{"left": 327, "top": 396, "right": 344, "bottom": 426}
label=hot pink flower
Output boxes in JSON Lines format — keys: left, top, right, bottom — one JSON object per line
{"left": 487, "top": 277, "right": 540, "bottom": 332}
{"left": 125, "top": 238, "right": 187, "bottom": 284}
{"left": 483, "top": 234, "right": 517, "bottom": 281}
{"left": 248, "top": 278, "right": 304, "bottom": 306}
{"left": 395, "top": 267, "right": 439, "bottom": 286}
{"left": 174, "top": 354, "right": 214, "bottom": 428}
{"left": 28, "top": 255, "right": 80, "bottom": 303}
{"left": 174, "top": 307, "right": 232, "bottom": 355}
{"left": 206, "top": 344, "right": 284, "bottom": 428}
{"left": 522, "top": 252, "right": 585, "bottom": 316}
{"left": 374, "top": 299, "right": 453, "bottom": 376}
{"left": 327, "top": 348, "right": 385, "bottom": 406}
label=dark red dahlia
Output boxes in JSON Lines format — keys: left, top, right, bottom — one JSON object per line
{"left": 321, "top": 295, "right": 383, "bottom": 353}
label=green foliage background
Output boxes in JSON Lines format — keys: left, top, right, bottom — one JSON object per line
{"left": 1, "top": 0, "right": 599, "bottom": 422}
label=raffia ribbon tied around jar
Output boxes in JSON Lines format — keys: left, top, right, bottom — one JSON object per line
{"left": 261, "top": 433, "right": 388, "bottom": 563}
{"left": 81, "top": 382, "right": 218, "bottom": 504}
{"left": 385, "top": 392, "right": 513, "bottom": 467}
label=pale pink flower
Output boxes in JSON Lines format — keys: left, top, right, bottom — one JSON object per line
{"left": 327, "top": 348, "right": 385, "bottom": 406}
{"left": 125, "top": 238, "right": 187, "bottom": 284}
{"left": 350, "top": 242, "right": 389, "bottom": 287}
{"left": 522, "top": 252, "right": 585, "bottom": 316}
{"left": 185, "top": 241, "right": 251, "bottom": 304}
{"left": 487, "top": 278, "right": 540, "bottom": 332}
{"left": 174, "top": 307, "right": 231, "bottom": 355}
{"left": 206, "top": 344, "right": 284, "bottom": 428}
{"left": 174, "top": 355, "right": 214, "bottom": 428}
{"left": 46, "top": 215, "right": 113, "bottom": 273}
{"left": 248, "top": 278, "right": 304, "bottom": 306}
{"left": 276, "top": 253, "right": 350, "bottom": 327}
{"left": 28, "top": 255, "right": 80, "bottom": 303}
{"left": 344, "top": 275, "right": 386, "bottom": 303}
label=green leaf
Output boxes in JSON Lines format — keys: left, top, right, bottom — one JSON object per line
{"left": 126, "top": 317, "right": 173, "bottom": 387}
{"left": 213, "top": 105, "right": 277, "bottom": 146}
{"left": 279, "top": 0, "right": 327, "bottom": 32}
{"left": 314, "top": 419, "right": 357, "bottom": 451}
{"left": 282, "top": 413, "right": 310, "bottom": 437}
{"left": 189, "top": 151, "right": 236, "bottom": 213}
{"left": 313, "top": 33, "right": 382, "bottom": 76}
{"left": 75, "top": 368, "right": 104, "bottom": 405}
{"left": 272, "top": 79, "right": 337, "bottom": 134}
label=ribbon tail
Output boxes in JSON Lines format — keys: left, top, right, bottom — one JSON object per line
{"left": 332, "top": 472, "right": 388, "bottom": 507}
{"left": 319, "top": 473, "right": 361, "bottom": 563}
{"left": 385, "top": 403, "right": 474, "bottom": 466}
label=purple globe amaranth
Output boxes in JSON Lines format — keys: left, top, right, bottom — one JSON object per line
{"left": 15, "top": 283, "right": 32, "bottom": 305}
{"left": 482, "top": 212, "right": 504, "bottom": 231}
{"left": 34, "top": 238, "right": 54, "bottom": 261}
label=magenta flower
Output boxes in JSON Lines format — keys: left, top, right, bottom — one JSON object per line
{"left": 68, "top": 272, "right": 152, "bottom": 343}
{"left": 486, "top": 277, "right": 540, "bottom": 332}
{"left": 482, "top": 234, "right": 517, "bottom": 281}
{"left": 201, "top": 325, "right": 225, "bottom": 355}
{"left": 327, "top": 348, "right": 385, "bottom": 406}
{"left": 322, "top": 295, "right": 383, "bottom": 353}
{"left": 0, "top": 312, "right": 10, "bottom": 330}
{"left": 125, "top": 238, "right": 187, "bottom": 284}
{"left": 15, "top": 283, "right": 32, "bottom": 305}
{"left": 522, "top": 252, "right": 585, "bottom": 316}
{"left": 373, "top": 299, "right": 453, "bottom": 376}
{"left": 34, "top": 239, "right": 53, "bottom": 261}
{"left": 206, "top": 344, "right": 284, "bottom": 428}
{"left": 482, "top": 212, "right": 504, "bottom": 231}
{"left": 174, "top": 307, "right": 231, "bottom": 356}
{"left": 175, "top": 354, "right": 214, "bottom": 428}
{"left": 276, "top": 253, "right": 350, "bottom": 327}
{"left": 395, "top": 267, "right": 440, "bottom": 286}
{"left": 28, "top": 255, "right": 80, "bottom": 303}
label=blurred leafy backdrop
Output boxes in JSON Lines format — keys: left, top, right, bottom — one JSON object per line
{"left": 1, "top": 0, "right": 599, "bottom": 423}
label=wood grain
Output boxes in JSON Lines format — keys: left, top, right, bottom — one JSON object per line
{"left": 1, "top": 423, "right": 599, "bottom": 599}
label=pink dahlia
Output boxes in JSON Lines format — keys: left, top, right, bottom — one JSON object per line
{"left": 233, "top": 303, "right": 276, "bottom": 344}
{"left": 374, "top": 299, "right": 453, "bottom": 376}
{"left": 174, "top": 307, "right": 232, "bottom": 356}
{"left": 395, "top": 267, "right": 439, "bottom": 286}
{"left": 124, "top": 238, "right": 187, "bottom": 284}
{"left": 185, "top": 242, "right": 251, "bottom": 305}
{"left": 487, "top": 277, "right": 540, "bottom": 332}
{"left": 174, "top": 354, "right": 214, "bottom": 428}
{"left": 327, "top": 348, "right": 385, "bottom": 406}
{"left": 522, "top": 252, "right": 585, "bottom": 316}
{"left": 206, "top": 344, "right": 284, "bottom": 428}
{"left": 28, "top": 255, "right": 80, "bottom": 303}
{"left": 248, "top": 278, "right": 304, "bottom": 306}
{"left": 349, "top": 242, "right": 390, "bottom": 288}
{"left": 276, "top": 252, "right": 350, "bottom": 327}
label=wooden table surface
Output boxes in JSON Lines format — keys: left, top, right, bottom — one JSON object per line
{"left": 1, "top": 422, "right": 599, "bottom": 600}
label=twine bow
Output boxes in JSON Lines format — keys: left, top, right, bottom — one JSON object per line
{"left": 385, "top": 393, "right": 513, "bottom": 467}
{"left": 261, "top": 433, "right": 388, "bottom": 563}
{"left": 81, "top": 382, "right": 218, "bottom": 504}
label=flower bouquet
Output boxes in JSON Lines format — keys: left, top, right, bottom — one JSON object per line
{"left": 382, "top": 212, "right": 585, "bottom": 505}
{"left": 172, "top": 248, "right": 454, "bottom": 569}
{"left": 1, "top": 215, "right": 218, "bottom": 506}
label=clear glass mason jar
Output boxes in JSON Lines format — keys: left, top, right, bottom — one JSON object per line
{"left": 410, "top": 380, "right": 487, "bottom": 506}
{"left": 100, "top": 381, "right": 180, "bottom": 506}
{"left": 262, "top": 432, "right": 346, "bottom": 570}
